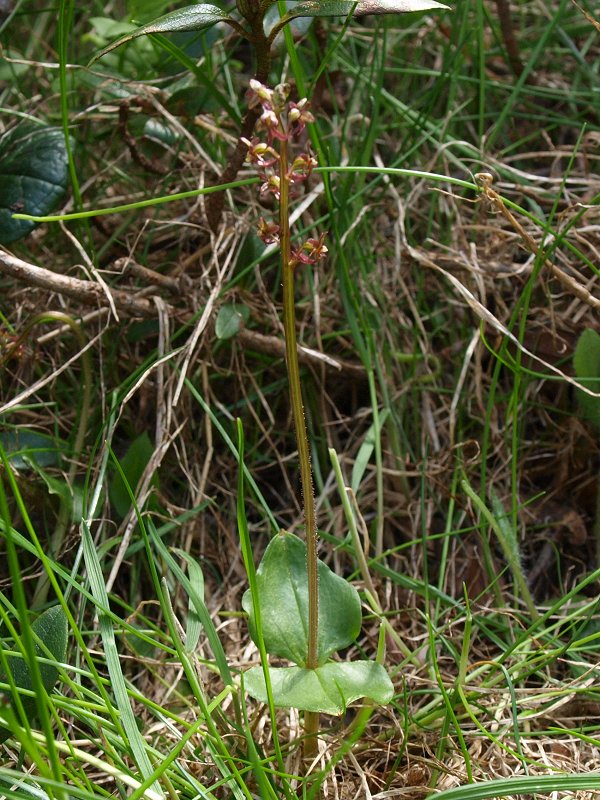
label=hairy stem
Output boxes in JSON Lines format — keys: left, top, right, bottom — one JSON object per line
{"left": 278, "top": 133, "right": 320, "bottom": 755}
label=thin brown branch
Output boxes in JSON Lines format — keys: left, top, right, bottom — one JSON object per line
{"left": 205, "top": 105, "right": 263, "bottom": 232}
{"left": 0, "top": 249, "right": 167, "bottom": 318}
{"left": 495, "top": 0, "right": 531, "bottom": 81}
{"left": 0, "top": 249, "right": 365, "bottom": 378}
{"left": 237, "top": 327, "right": 366, "bottom": 378}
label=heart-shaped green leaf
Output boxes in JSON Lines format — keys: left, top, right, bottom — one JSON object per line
{"left": 0, "top": 125, "right": 69, "bottom": 245}
{"left": 90, "top": 4, "right": 236, "bottom": 62}
{"left": 242, "top": 531, "right": 361, "bottom": 667}
{"left": 574, "top": 328, "right": 600, "bottom": 434}
{"left": 244, "top": 660, "right": 394, "bottom": 714}
{"left": 0, "top": 606, "right": 68, "bottom": 743}
{"left": 278, "top": 0, "right": 448, "bottom": 23}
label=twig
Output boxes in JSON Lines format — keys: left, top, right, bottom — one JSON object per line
{"left": 205, "top": 105, "right": 263, "bottom": 232}
{"left": 0, "top": 248, "right": 366, "bottom": 378}
{"left": 474, "top": 173, "right": 600, "bottom": 311}
{"left": 494, "top": 0, "right": 530, "bottom": 80}
{"left": 0, "top": 249, "right": 165, "bottom": 318}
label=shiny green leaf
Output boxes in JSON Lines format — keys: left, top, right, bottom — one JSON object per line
{"left": 90, "top": 4, "right": 236, "bottom": 62}
{"left": 0, "top": 125, "right": 69, "bottom": 245}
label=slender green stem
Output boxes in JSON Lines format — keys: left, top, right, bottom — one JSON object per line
{"left": 278, "top": 131, "right": 320, "bottom": 753}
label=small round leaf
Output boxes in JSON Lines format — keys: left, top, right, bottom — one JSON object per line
{"left": 215, "top": 304, "right": 250, "bottom": 340}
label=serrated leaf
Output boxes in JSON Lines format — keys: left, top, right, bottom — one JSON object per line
{"left": 215, "top": 303, "right": 250, "bottom": 340}
{"left": 245, "top": 660, "right": 394, "bottom": 714}
{"left": 0, "top": 125, "right": 69, "bottom": 245}
{"left": 90, "top": 4, "right": 235, "bottom": 62}
{"left": 280, "top": 0, "right": 448, "bottom": 23}
{"left": 573, "top": 328, "right": 600, "bottom": 434}
{"left": 242, "top": 531, "right": 362, "bottom": 667}
{"left": 0, "top": 606, "right": 68, "bottom": 743}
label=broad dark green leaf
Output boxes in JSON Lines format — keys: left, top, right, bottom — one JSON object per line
{"left": 242, "top": 531, "right": 361, "bottom": 667}
{"left": 279, "top": 0, "right": 448, "bottom": 23}
{"left": 244, "top": 660, "right": 394, "bottom": 714}
{"left": 90, "top": 4, "right": 236, "bottom": 62}
{"left": 0, "top": 429, "right": 65, "bottom": 469}
{"left": 0, "top": 125, "right": 69, "bottom": 245}
{"left": 573, "top": 328, "right": 600, "bottom": 433}
{"left": 0, "top": 606, "right": 68, "bottom": 743}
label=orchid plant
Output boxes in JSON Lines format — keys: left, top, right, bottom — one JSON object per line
{"left": 238, "top": 80, "right": 392, "bottom": 755}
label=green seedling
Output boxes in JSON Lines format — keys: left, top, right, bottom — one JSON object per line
{"left": 237, "top": 80, "right": 393, "bottom": 756}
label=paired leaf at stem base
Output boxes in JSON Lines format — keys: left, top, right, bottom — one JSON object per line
{"left": 242, "top": 531, "right": 393, "bottom": 714}
{"left": 245, "top": 660, "right": 393, "bottom": 715}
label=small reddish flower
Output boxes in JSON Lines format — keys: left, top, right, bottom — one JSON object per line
{"left": 291, "top": 232, "right": 328, "bottom": 265}
{"left": 288, "top": 152, "right": 317, "bottom": 183}
{"left": 272, "top": 82, "right": 291, "bottom": 112}
{"left": 259, "top": 108, "right": 287, "bottom": 142}
{"left": 248, "top": 79, "right": 274, "bottom": 108}
{"left": 257, "top": 217, "right": 280, "bottom": 244}
{"left": 288, "top": 98, "right": 314, "bottom": 136}
{"left": 260, "top": 173, "right": 281, "bottom": 199}
{"left": 241, "top": 136, "right": 279, "bottom": 168}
